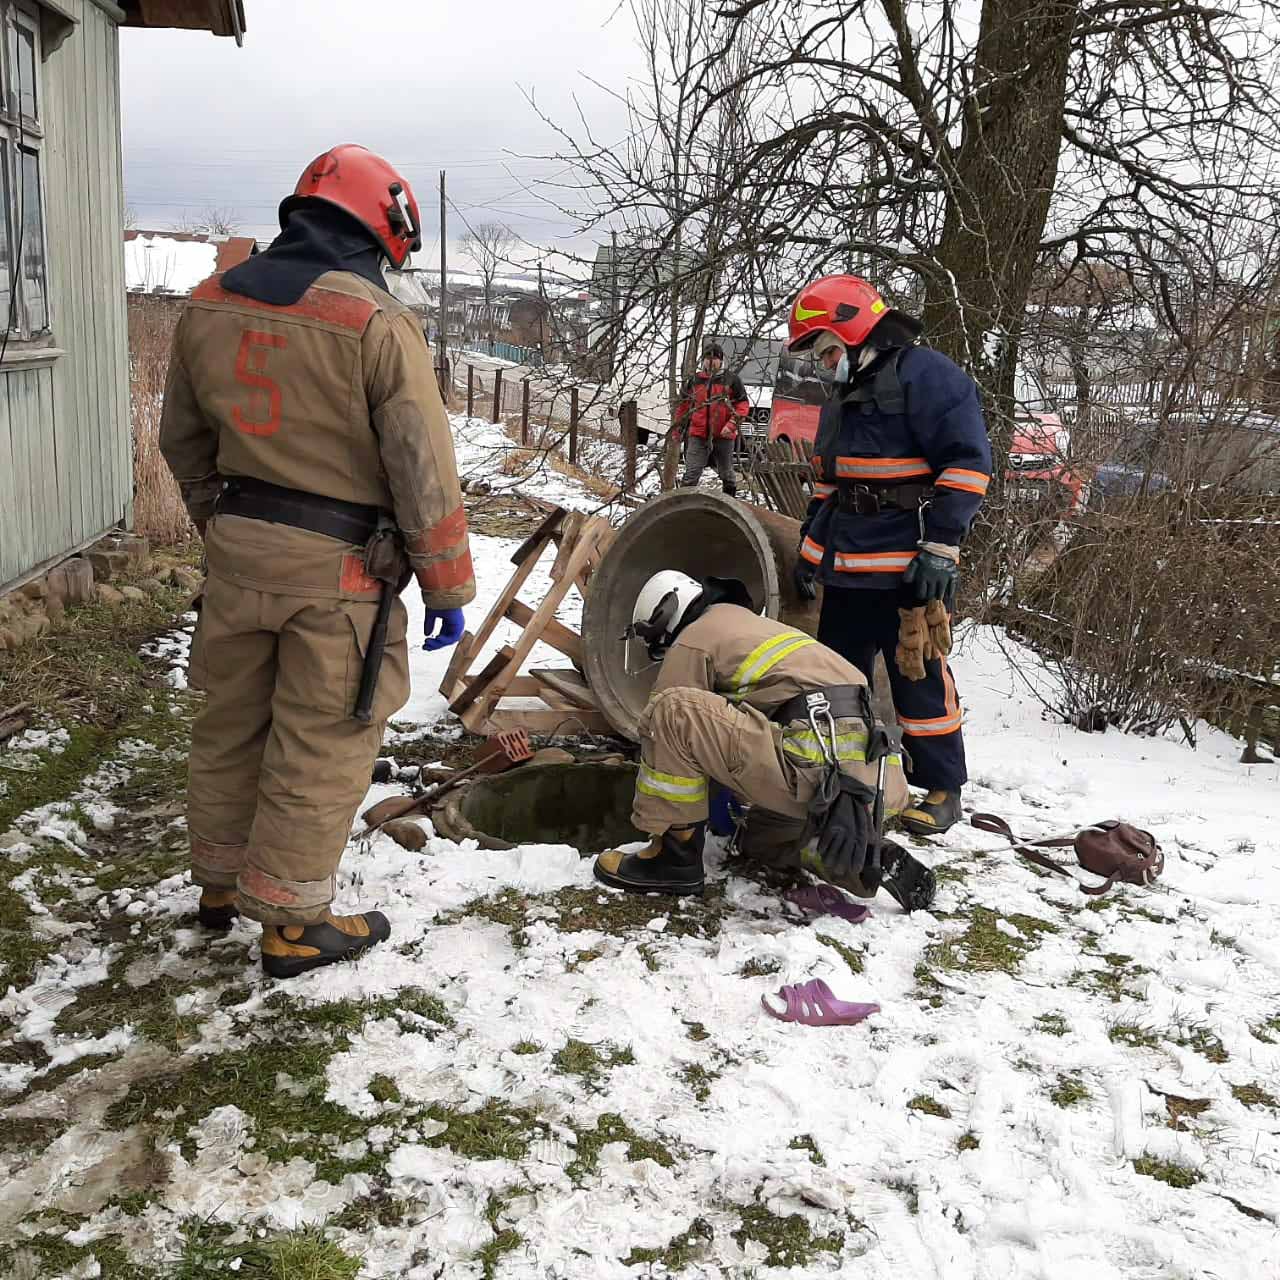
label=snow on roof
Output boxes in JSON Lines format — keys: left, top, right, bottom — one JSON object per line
{"left": 125, "top": 234, "right": 218, "bottom": 295}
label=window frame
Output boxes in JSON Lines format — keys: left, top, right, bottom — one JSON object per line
{"left": 0, "top": 0, "right": 51, "bottom": 347}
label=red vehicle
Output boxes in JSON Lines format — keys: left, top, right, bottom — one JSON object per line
{"left": 768, "top": 353, "right": 1085, "bottom": 514}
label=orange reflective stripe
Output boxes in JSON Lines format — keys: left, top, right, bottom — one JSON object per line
{"left": 834, "top": 456, "right": 931, "bottom": 480}
{"left": 936, "top": 467, "right": 990, "bottom": 495}
{"left": 800, "top": 536, "right": 825, "bottom": 566}
{"left": 339, "top": 553, "right": 381, "bottom": 596}
{"left": 418, "top": 548, "right": 474, "bottom": 591}
{"left": 813, "top": 483, "right": 837, "bottom": 499}
{"left": 900, "top": 714, "right": 964, "bottom": 737}
{"left": 427, "top": 504, "right": 469, "bottom": 553}
{"left": 831, "top": 550, "right": 917, "bottom": 573}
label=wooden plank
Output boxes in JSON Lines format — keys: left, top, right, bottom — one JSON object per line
{"left": 505, "top": 599, "right": 583, "bottom": 663}
{"left": 487, "top": 522, "right": 601, "bottom": 706}
{"left": 549, "top": 511, "right": 585, "bottom": 583}
{"left": 449, "top": 644, "right": 517, "bottom": 717}
{"left": 510, "top": 506, "right": 564, "bottom": 566}
{"left": 438, "top": 627, "right": 476, "bottom": 699}
{"left": 462, "top": 531, "right": 554, "bottom": 665}
{"left": 530, "top": 668, "right": 598, "bottom": 709}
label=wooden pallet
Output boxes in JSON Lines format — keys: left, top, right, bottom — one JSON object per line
{"left": 438, "top": 506, "right": 616, "bottom": 736}
{"left": 742, "top": 439, "right": 815, "bottom": 519}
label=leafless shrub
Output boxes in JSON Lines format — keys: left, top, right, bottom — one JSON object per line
{"left": 128, "top": 297, "right": 193, "bottom": 546}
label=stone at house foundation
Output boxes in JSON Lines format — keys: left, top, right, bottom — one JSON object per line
{"left": 17, "top": 577, "right": 47, "bottom": 603}
{"left": 95, "top": 584, "right": 125, "bottom": 607}
{"left": 88, "top": 550, "right": 130, "bottom": 582}
{"left": 47, "top": 558, "right": 96, "bottom": 606}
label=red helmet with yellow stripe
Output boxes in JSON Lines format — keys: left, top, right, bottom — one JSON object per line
{"left": 786, "top": 274, "right": 920, "bottom": 352}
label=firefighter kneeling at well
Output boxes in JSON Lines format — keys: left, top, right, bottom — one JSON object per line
{"left": 593, "top": 573, "right": 938, "bottom": 911}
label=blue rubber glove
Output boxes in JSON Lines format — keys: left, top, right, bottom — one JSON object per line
{"left": 423, "top": 607, "right": 465, "bottom": 652}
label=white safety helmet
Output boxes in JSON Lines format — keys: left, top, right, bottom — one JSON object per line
{"left": 628, "top": 570, "right": 704, "bottom": 659}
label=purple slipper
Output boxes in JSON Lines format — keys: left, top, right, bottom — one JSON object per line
{"left": 760, "top": 978, "right": 880, "bottom": 1027}
{"left": 785, "top": 885, "right": 871, "bottom": 925}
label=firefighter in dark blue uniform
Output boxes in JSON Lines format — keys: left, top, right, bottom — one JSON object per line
{"left": 788, "top": 275, "right": 991, "bottom": 835}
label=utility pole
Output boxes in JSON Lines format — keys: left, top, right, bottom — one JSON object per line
{"left": 438, "top": 170, "right": 448, "bottom": 382}
{"left": 537, "top": 260, "right": 548, "bottom": 363}
{"left": 610, "top": 228, "right": 619, "bottom": 384}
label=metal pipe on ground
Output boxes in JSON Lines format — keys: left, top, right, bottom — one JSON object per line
{"left": 581, "top": 491, "right": 823, "bottom": 740}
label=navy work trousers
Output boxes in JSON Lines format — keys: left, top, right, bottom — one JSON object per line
{"left": 817, "top": 586, "right": 967, "bottom": 793}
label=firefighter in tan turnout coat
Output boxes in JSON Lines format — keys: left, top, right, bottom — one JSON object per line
{"left": 160, "top": 145, "right": 475, "bottom": 978}
{"left": 594, "top": 573, "right": 938, "bottom": 912}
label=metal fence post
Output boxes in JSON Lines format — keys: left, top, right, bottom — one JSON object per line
{"left": 521, "top": 378, "right": 531, "bottom": 446}
{"left": 569, "top": 387, "right": 579, "bottom": 466}
{"left": 467, "top": 365, "right": 474, "bottom": 418}
{"left": 492, "top": 368, "right": 504, "bottom": 425}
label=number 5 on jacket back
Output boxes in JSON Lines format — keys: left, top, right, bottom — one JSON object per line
{"left": 233, "top": 330, "right": 287, "bottom": 436}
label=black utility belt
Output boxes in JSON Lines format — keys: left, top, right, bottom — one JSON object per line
{"left": 216, "top": 476, "right": 390, "bottom": 546}
{"left": 772, "top": 683, "right": 872, "bottom": 728}
{"left": 835, "top": 482, "right": 933, "bottom": 515}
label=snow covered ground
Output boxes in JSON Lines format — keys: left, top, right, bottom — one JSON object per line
{"left": 1, "top": 416, "right": 1278, "bottom": 1278}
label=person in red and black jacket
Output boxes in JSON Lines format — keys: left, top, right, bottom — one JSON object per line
{"left": 788, "top": 274, "right": 992, "bottom": 837}
{"left": 676, "top": 344, "right": 750, "bottom": 496}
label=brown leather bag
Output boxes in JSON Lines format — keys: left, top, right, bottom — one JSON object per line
{"left": 971, "top": 814, "right": 1164, "bottom": 896}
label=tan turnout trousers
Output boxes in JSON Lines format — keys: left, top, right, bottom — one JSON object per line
{"left": 632, "top": 604, "right": 910, "bottom": 897}
{"left": 160, "top": 270, "right": 474, "bottom": 924}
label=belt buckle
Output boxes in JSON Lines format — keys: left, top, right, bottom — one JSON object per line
{"left": 853, "top": 485, "right": 880, "bottom": 516}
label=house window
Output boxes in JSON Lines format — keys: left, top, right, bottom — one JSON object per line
{"left": 0, "top": 1, "right": 47, "bottom": 343}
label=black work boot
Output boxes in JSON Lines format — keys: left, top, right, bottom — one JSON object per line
{"left": 260, "top": 910, "right": 391, "bottom": 979}
{"left": 900, "top": 790, "right": 962, "bottom": 837}
{"left": 880, "top": 839, "right": 937, "bottom": 913}
{"left": 593, "top": 825, "right": 706, "bottom": 896}
{"left": 197, "top": 888, "right": 239, "bottom": 931}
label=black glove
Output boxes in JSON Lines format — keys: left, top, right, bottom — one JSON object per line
{"left": 903, "top": 549, "right": 958, "bottom": 608}
{"left": 793, "top": 557, "right": 818, "bottom": 602}
{"left": 815, "top": 776, "right": 875, "bottom": 882}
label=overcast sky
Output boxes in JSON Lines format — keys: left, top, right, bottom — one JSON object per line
{"left": 119, "top": 0, "right": 643, "bottom": 275}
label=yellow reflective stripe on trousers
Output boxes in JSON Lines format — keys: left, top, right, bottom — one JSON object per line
{"left": 636, "top": 764, "right": 707, "bottom": 803}
{"left": 729, "top": 630, "right": 817, "bottom": 699}
{"left": 782, "top": 727, "right": 870, "bottom": 763}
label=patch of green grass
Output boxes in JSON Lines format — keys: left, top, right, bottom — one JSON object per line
{"left": 738, "top": 956, "right": 780, "bottom": 978}
{"left": 171, "top": 1220, "right": 361, "bottom": 1279}
{"left": 1170, "top": 1023, "right": 1228, "bottom": 1064}
{"left": 1231, "top": 1082, "right": 1278, "bottom": 1110}
{"left": 921, "top": 907, "right": 1056, "bottom": 978}
{"left": 27, "top": 1050, "right": 120, "bottom": 1094}
{"left": 1109, "top": 1022, "right": 1161, "bottom": 1050}
{"left": 1035, "top": 1013, "right": 1069, "bottom": 1037}
{"left": 511, "top": 1039, "right": 542, "bottom": 1055}
{"left": 368, "top": 1074, "right": 401, "bottom": 1105}
{"left": 439, "top": 883, "right": 729, "bottom": 946}
{"left": 0, "top": 1230, "right": 141, "bottom": 1279}
{"left": 684, "top": 1020, "right": 710, "bottom": 1042}
{"left": 426, "top": 1099, "right": 551, "bottom": 1162}
{"left": 1132, "top": 1155, "right": 1202, "bottom": 1189}
{"left": 551, "top": 1038, "right": 635, "bottom": 1089}
{"left": 266, "top": 989, "right": 455, "bottom": 1036}
{"left": 56, "top": 971, "right": 203, "bottom": 1050}
{"left": 732, "top": 1202, "right": 844, "bottom": 1269}
{"left": 956, "top": 1132, "right": 980, "bottom": 1152}
{"left": 330, "top": 1189, "right": 409, "bottom": 1231}
{"left": 679, "top": 1062, "right": 719, "bottom": 1102}
{"left": 1049, "top": 1072, "right": 1089, "bottom": 1108}
{"left": 566, "top": 1113, "right": 676, "bottom": 1183}
{"left": 907, "top": 1093, "right": 952, "bottom": 1119}
{"left": 476, "top": 1193, "right": 522, "bottom": 1279}
{"left": 1248, "top": 1014, "right": 1280, "bottom": 1044}
{"left": 623, "top": 1218, "right": 714, "bottom": 1270}
{"left": 788, "top": 1134, "right": 825, "bottom": 1166}
{"left": 816, "top": 931, "right": 864, "bottom": 976}
{"left": 1074, "top": 953, "right": 1150, "bottom": 1003}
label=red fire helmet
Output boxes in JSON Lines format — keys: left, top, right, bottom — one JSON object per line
{"left": 786, "top": 273, "right": 919, "bottom": 352}
{"left": 280, "top": 144, "right": 422, "bottom": 269}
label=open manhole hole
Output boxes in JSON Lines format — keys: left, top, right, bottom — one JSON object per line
{"left": 434, "top": 761, "right": 641, "bottom": 853}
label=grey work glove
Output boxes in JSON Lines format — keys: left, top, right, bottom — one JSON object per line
{"left": 903, "top": 549, "right": 958, "bottom": 609}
